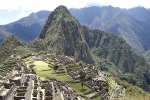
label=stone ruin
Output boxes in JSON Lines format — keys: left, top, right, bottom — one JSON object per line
{"left": 0, "top": 54, "right": 124, "bottom": 100}
{"left": 0, "top": 72, "right": 80, "bottom": 100}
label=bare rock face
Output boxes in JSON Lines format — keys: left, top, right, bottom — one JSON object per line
{"left": 39, "top": 6, "right": 94, "bottom": 64}
{"left": 81, "top": 26, "right": 150, "bottom": 90}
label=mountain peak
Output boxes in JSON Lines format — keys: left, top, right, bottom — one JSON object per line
{"left": 2, "top": 34, "right": 23, "bottom": 47}
{"left": 50, "top": 5, "right": 71, "bottom": 20}
{"left": 39, "top": 5, "right": 94, "bottom": 64}
{"left": 0, "top": 35, "right": 25, "bottom": 63}
{"left": 39, "top": 5, "right": 72, "bottom": 39}
{"left": 54, "top": 5, "right": 70, "bottom": 14}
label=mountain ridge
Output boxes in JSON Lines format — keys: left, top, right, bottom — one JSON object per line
{"left": 1, "top": 6, "right": 150, "bottom": 54}
{"left": 71, "top": 6, "right": 150, "bottom": 53}
{"left": 0, "top": 10, "right": 51, "bottom": 43}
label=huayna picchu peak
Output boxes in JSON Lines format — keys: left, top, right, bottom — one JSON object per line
{"left": 39, "top": 5, "right": 94, "bottom": 64}
{"left": 39, "top": 5, "right": 75, "bottom": 39}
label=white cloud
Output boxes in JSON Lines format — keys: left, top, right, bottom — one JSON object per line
{"left": 0, "top": 0, "right": 149, "bottom": 12}
{"left": 0, "top": 0, "right": 150, "bottom": 24}
{"left": 17, "top": 12, "right": 30, "bottom": 19}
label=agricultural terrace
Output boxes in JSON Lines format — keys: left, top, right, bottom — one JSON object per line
{"left": 25, "top": 57, "right": 91, "bottom": 96}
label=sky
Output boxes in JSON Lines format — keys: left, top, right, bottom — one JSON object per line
{"left": 0, "top": 0, "right": 149, "bottom": 25}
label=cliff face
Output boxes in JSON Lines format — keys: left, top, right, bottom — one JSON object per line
{"left": 82, "top": 26, "right": 150, "bottom": 90}
{"left": 39, "top": 6, "right": 94, "bottom": 64}
{"left": 82, "top": 26, "right": 135, "bottom": 72}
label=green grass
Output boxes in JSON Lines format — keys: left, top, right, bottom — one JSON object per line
{"left": 32, "top": 61, "right": 72, "bottom": 81}
{"left": 68, "top": 82, "right": 91, "bottom": 95}
{"left": 115, "top": 79, "right": 150, "bottom": 100}
{"left": 93, "top": 96, "right": 100, "bottom": 100}
{"left": 44, "top": 58, "right": 56, "bottom": 66}
{"left": 66, "top": 63, "right": 79, "bottom": 69}
{"left": 27, "top": 60, "right": 92, "bottom": 97}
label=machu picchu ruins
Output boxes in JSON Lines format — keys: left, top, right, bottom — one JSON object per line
{"left": 0, "top": 54, "right": 124, "bottom": 100}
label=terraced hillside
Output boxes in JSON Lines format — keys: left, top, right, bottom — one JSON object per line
{"left": 24, "top": 54, "right": 125, "bottom": 100}
{"left": 0, "top": 52, "right": 149, "bottom": 100}
{"left": 0, "top": 35, "right": 31, "bottom": 64}
{"left": 0, "top": 57, "right": 18, "bottom": 76}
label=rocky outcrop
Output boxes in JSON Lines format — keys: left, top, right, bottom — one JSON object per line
{"left": 39, "top": 6, "right": 94, "bottom": 64}
{"left": 81, "top": 26, "right": 150, "bottom": 90}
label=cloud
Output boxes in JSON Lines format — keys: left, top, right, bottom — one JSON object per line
{"left": 17, "top": 12, "right": 30, "bottom": 19}
{"left": 0, "top": 0, "right": 149, "bottom": 12}
{"left": 0, "top": 0, "right": 150, "bottom": 24}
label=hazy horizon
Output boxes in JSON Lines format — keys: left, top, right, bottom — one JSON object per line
{"left": 0, "top": 0, "right": 149, "bottom": 25}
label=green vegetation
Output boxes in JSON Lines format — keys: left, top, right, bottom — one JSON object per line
{"left": 14, "top": 46, "right": 31, "bottom": 59}
{"left": 92, "top": 96, "right": 100, "bottom": 100}
{"left": 79, "top": 71, "right": 86, "bottom": 89}
{"left": 28, "top": 61, "right": 72, "bottom": 81}
{"left": 27, "top": 39, "right": 47, "bottom": 53}
{"left": 43, "top": 58, "right": 55, "bottom": 66}
{"left": 66, "top": 63, "right": 79, "bottom": 69}
{"left": 68, "top": 82, "right": 91, "bottom": 95}
{"left": 82, "top": 26, "right": 150, "bottom": 91}
{"left": 143, "top": 50, "right": 150, "bottom": 64}
{"left": 26, "top": 59, "right": 92, "bottom": 96}
{"left": 0, "top": 35, "right": 31, "bottom": 64}
{"left": 116, "top": 79, "right": 150, "bottom": 100}
{"left": 0, "top": 57, "right": 20, "bottom": 75}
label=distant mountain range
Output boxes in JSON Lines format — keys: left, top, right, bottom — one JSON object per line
{"left": 1, "top": 6, "right": 150, "bottom": 54}
{"left": 0, "top": 11, "right": 50, "bottom": 43}
{"left": 70, "top": 6, "right": 150, "bottom": 53}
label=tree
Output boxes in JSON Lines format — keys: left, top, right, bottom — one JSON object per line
{"left": 53, "top": 65, "right": 59, "bottom": 73}
{"left": 79, "top": 70, "right": 86, "bottom": 89}
{"left": 31, "top": 67, "right": 36, "bottom": 74}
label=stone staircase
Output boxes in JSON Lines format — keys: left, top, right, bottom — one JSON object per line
{"left": 6, "top": 87, "right": 17, "bottom": 100}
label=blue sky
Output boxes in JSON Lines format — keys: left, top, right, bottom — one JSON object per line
{"left": 0, "top": 0, "right": 149, "bottom": 25}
